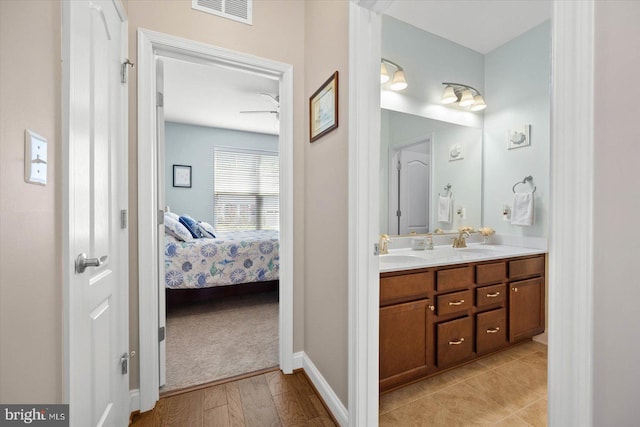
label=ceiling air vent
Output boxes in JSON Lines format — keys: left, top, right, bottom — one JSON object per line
{"left": 192, "top": 0, "right": 252, "bottom": 25}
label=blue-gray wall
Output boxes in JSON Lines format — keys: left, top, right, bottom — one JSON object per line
{"left": 165, "top": 122, "right": 279, "bottom": 225}
{"left": 483, "top": 21, "right": 551, "bottom": 237}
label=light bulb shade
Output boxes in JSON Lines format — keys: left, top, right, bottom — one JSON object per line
{"left": 458, "top": 89, "right": 474, "bottom": 107}
{"left": 390, "top": 70, "right": 408, "bottom": 91}
{"left": 441, "top": 85, "right": 458, "bottom": 104}
{"left": 380, "top": 62, "right": 390, "bottom": 84}
{"left": 470, "top": 94, "right": 487, "bottom": 111}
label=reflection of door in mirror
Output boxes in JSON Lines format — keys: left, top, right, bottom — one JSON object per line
{"left": 388, "top": 139, "right": 431, "bottom": 235}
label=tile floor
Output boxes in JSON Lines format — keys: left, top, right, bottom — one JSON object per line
{"left": 379, "top": 340, "right": 548, "bottom": 426}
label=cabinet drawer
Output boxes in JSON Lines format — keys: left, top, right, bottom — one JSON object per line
{"left": 436, "top": 290, "right": 473, "bottom": 316}
{"left": 380, "top": 271, "right": 434, "bottom": 306}
{"left": 436, "top": 266, "right": 474, "bottom": 292}
{"left": 437, "top": 317, "right": 473, "bottom": 367}
{"left": 476, "top": 284, "right": 506, "bottom": 309}
{"left": 476, "top": 308, "right": 507, "bottom": 354}
{"left": 476, "top": 261, "right": 506, "bottom": 285}
{"left": 509, "top": 256, "right": 545, "bottom": 280}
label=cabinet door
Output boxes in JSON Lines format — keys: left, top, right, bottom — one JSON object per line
{"left": 380, "top": 299, "right": 433, "bottom": 388}
{"left": 509, "top": 278, "right": 545, "bottom": 342}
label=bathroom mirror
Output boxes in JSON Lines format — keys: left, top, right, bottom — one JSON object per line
{"left": 380, "top": 109, "right": 482, "bottom": 235}
{"left": 380, "top": 12, "right": 551, "bottom": 238}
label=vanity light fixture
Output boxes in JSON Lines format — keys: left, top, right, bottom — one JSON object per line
{"left": 381, "top": 58, "right": 408, "bottom": 91}
{"left": 441, "top": 82, "right": 487, "bottom": 111}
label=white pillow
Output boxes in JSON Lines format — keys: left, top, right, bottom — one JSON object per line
{"left": 164, "top": 211, "right": 179, "bottom": 221}
{"left": 197, "top": 221, "right": 216, "bottom": 238}
{"left": 164, "top": 216, "right": 193, "bottom": 241}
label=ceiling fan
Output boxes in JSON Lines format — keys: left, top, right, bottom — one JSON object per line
{"left": 240, "top": 93, "right": 279, "bottom": 119}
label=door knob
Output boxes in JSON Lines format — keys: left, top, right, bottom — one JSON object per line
{"left": 76, "top": 253, "right": 109, "bottom": 274}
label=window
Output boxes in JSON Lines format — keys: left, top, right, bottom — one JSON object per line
{"left": 213, "top": 147, "right": 279, "bottom": 231}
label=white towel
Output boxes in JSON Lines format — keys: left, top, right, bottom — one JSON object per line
{"left": 438, "top": 195, "right": 453, "bottom": 223}
{"left": 511, "top": 192, "right": 534, "bottom": 226}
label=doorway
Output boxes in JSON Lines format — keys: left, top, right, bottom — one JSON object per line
{"left": 137, "top": 29, "right": 294, "bottom": 411}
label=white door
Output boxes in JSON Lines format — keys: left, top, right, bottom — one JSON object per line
{"left": 400, "top": 150, "right": 430, "bottom": 234}
{"left": 156, "top": 59, "right": 167, "bottom": 388}
{"left": 65, "top": 1, "right": 128, "bottom": 426}
{"left": 389, "top": 141, "right": 430, "bottom": 235}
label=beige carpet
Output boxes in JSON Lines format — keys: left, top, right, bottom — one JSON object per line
{"left": 162, "top": 290, "right": 278, "bottom": 393}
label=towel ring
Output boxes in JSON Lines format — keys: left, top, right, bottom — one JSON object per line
{"left": 440, "top": 183, "right": 452, "bottom": 197}
{"left": 512, "top": 176, "right": 536, "bottom": 193}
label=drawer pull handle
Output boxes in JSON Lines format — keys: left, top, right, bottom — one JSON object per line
{"left": 448, "top": 338, "right": 465, "bottom": 345}
{"left": 448, "top": 300, "right": 465, "bottom": 306}
{"left": 486, "top": 292, "right": 500, "bottom": 298}
{"left": 486, "top": 327, "right": 501, "bottom": 334}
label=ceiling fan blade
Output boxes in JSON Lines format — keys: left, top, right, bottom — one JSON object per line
{"left": 240, "top": 110, "right": 278, "bottom": 114}
{"left": 260, "top": 93, "right": 279, "bottom": 106}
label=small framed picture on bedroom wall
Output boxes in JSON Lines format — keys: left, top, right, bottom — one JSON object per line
{"left": 173, "top": 165, "right": 192, "bottom": 188}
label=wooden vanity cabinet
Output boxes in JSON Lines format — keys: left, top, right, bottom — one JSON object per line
{"left": 380, "top": 253, "right": 546, "bottom": 392}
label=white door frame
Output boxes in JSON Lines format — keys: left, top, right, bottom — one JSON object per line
{"left": 62, "top": 0, "right": 129, "bottom": 422}
{"left": 348, "top": 0, "right": 595, "bottom": 425}
{"left": 137, "top": 29, "right": 294, "bottom": 411}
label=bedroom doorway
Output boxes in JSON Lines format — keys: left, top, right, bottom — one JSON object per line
{"left": 160, "top": 57, "right": 282, "bottom": 393}
{"left": 137, "top": 30, "right": 294, "bottom": 411}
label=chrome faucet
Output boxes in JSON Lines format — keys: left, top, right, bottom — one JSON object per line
{"left": 379, "top": 234, "right": 390, "bottom": 255}
{"left": 452, "top": 229, "right": 471, "bottom": 248}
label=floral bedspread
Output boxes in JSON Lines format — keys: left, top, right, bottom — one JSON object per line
{"left": 164, "top": 230, "right": 279, "bottom": 289}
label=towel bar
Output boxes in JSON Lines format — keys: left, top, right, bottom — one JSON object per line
{"left": 512, "top": 176, "right": 536, "bottom": 193}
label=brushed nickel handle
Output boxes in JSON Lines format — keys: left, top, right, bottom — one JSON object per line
{"left": 448, "top": 300, "right": 465, "bottom": 306}
{"left": 486, "top": 292, "right": 500, "bottom": 298}
{"left": 75, "top": 253, "right": 109, "bottom": 274}
{"left": 448, "top": 338, "right": 465, "bottom": 345}
{"left": 486, "top": 327, "right": 500, "bottom": 334}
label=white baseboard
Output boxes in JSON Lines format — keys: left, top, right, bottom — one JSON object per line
{"left": 299, "top": 353, "right": 348, "bottom": 427}
{"left": 129, "top": 388, "right": 140, "bottom": 414}
{"left": 292, "top": 351, "right": 304, "bottom": 370}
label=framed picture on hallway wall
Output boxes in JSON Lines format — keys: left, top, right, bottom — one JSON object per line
{"left": 309, "top": 71, "right": 339, "bottom": 142}
{"left": 173, "top": 165, "right": 192, "bottom": 188}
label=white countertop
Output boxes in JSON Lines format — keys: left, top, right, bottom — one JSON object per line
{"left": 379, "top": 243, "right": 546, "bottom": 273}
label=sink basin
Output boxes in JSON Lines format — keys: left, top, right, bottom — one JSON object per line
{"left": 456, "top": 247, "right": 501, "bottom": 257}
{"left": 379, "top": 254, "right": 425, "bottom": 267}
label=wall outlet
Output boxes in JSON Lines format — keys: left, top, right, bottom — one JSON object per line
{"left": 502, "top": 204, "right": 511, "bottom": 221}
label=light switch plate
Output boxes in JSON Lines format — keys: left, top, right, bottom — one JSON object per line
{"left": 25, "top": 130, "right": 47, "bottom": 185}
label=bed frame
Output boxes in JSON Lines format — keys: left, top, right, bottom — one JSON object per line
{"left": 166, "top": 280, "right": 279, "bottom": 308}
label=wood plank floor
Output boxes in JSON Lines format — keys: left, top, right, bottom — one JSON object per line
{"left": 130, "top": 370, "right": 337, "bottom": 427}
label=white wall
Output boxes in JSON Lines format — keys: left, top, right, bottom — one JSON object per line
{"left": 593, "top": 1, "right": 640, "bottom": 424}
{"left": 164, "top": 122, "right": 278, "bottom": 225}
{"left": 380, "top": 110, "right": 482, "bottom": 233}
{"left": 483, "top": 21, "right": 551, "bottom": 237}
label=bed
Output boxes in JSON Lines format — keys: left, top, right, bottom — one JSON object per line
{"left": 164, "top": 229, "right": 279, "bottom": 290}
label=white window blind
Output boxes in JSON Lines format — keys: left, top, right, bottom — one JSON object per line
{"left": 214, "top": 148, "right": 279, "bottom": 231}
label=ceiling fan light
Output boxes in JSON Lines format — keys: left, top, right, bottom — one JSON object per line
{"left": 380, "top": 62, "right": 390, "bottom": 84}
{"left": 470, "top": 94, "right": 487, "bottom": 111}
{"left": 458, "top": 89, "right": 474, "bottom": 107}
{"left": 441, "top": 85, "right": 458, "bottom": 104}
{"left": 390, "top": 70, "right": 408, "bottom": 91}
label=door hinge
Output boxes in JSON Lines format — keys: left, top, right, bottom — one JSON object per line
{"left": 121, "top": 209, "right": 128, "bottom": 229}
{"left": 397, "top": 160, "right": 401, "bottom": 170}
{"left": 156, "top": 91, "right": 164, "bottom": 108}
{"left": 159, "top": 326, "right": 166, "bottom": 342}
{"left": 121, "top": 59, "right": 134, "bottom": 84}
{"left": 158, "top": 209, "right": 164, "bottom": 225}
{"left": 120, "top": 352, "right": 130, "bottom": 375}
{"left": 397, "top": 210, "right": 402, "bottom": 217}
{"left": 374, "top": 243, "right": 380, "bottom": 256}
